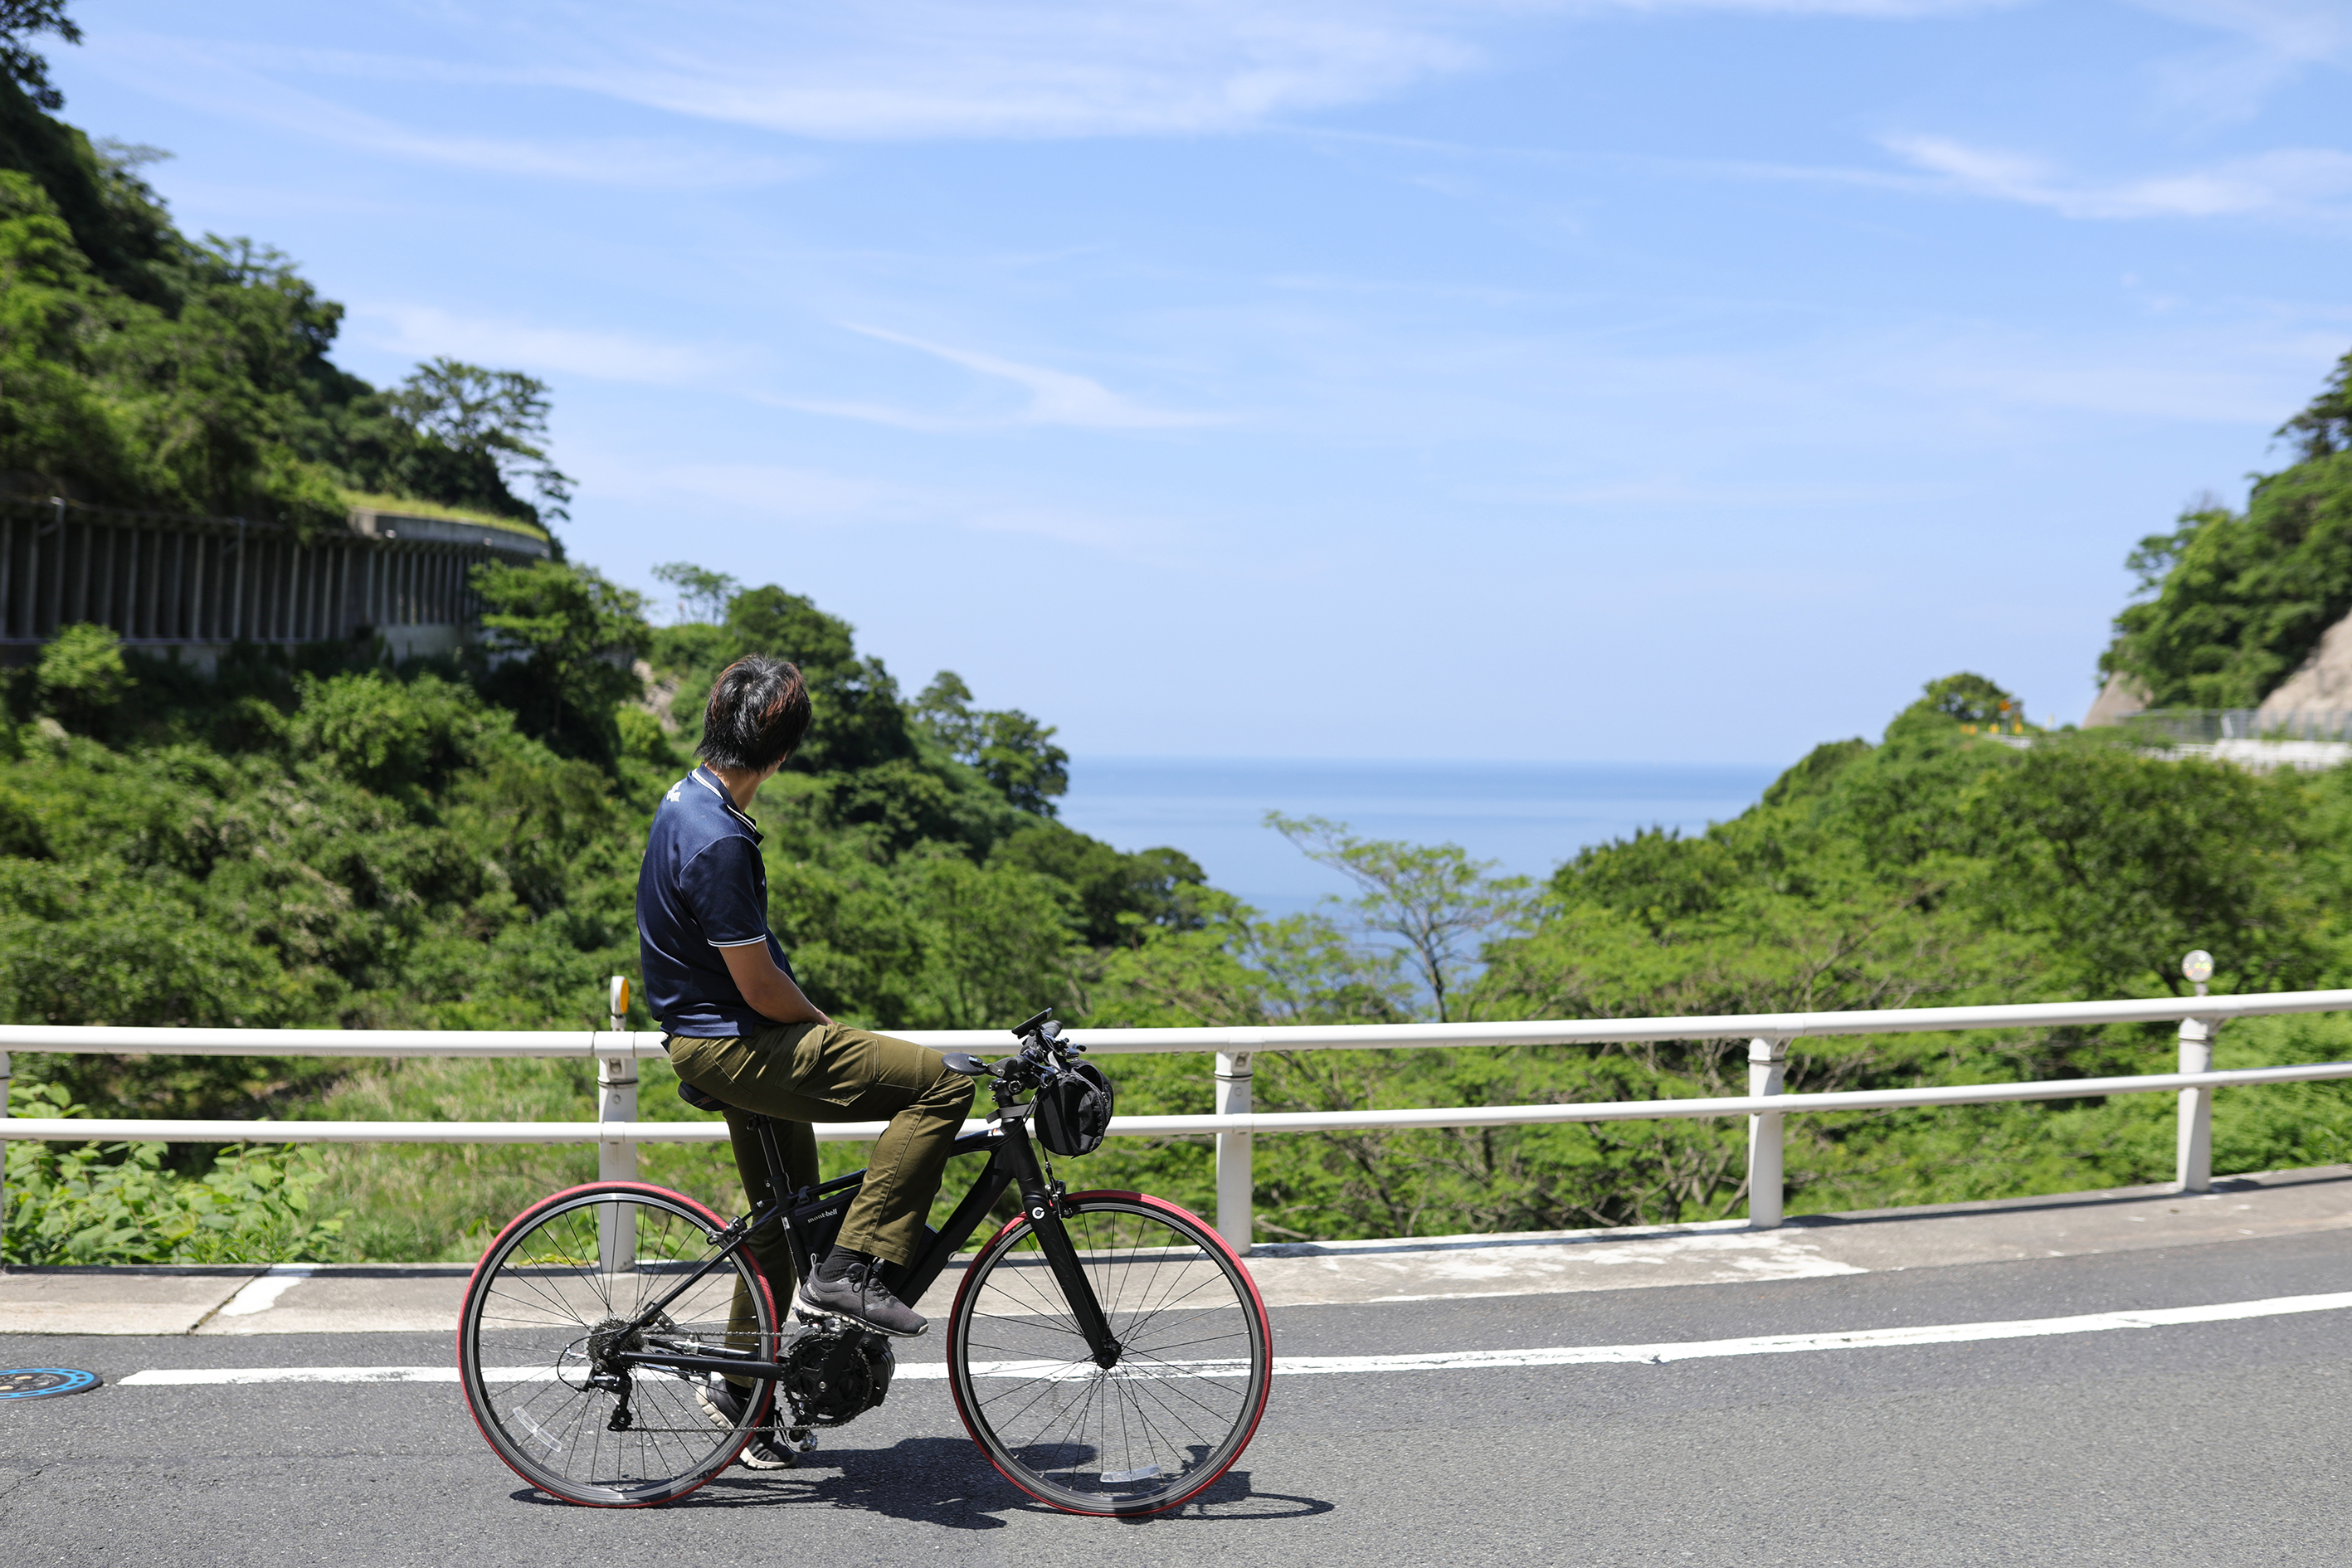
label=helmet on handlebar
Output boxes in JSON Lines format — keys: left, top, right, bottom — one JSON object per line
{"left": 1034, "top": 1059, "right": 1114, "bottom": 1157}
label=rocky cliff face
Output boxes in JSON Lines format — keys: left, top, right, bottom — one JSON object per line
{"left": 2256, "top": 610, "right": 2352, "bottom": 723}
{"left": 2088, "top": 605, "right": 2352, "bottom": 728}
{"left": 2083, "top": 672, "right": 2151, "bottom": 727}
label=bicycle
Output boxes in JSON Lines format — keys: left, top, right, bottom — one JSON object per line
{"left": 455, "top": 1010, "right": 1274, "bottom": 1517}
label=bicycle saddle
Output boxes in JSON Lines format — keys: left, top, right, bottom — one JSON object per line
{"left": 676, "top": 1079, "right": 736, "bottom": 1113}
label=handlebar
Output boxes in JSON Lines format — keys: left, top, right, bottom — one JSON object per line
{"left": 973, "top": 1006, "right": 1085, "bottom": 1098}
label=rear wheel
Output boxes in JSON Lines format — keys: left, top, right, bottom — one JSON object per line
{"left": 457, "top": 1181, "right": 777, "bottom": 1507}
{"left": 946, "top": 1192, "right": 1273, "bottom": 1517}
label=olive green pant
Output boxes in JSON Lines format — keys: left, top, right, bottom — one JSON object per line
{"left": 668, "top": 1022, "right": 976, "bottom": 1371}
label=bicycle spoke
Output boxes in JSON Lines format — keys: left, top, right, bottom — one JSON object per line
{"left": 460, "top": 1186, "right": 772, "bottom": 1507}
{"left": 950, "top": 1196, "right": 1270, "bottom": 1517}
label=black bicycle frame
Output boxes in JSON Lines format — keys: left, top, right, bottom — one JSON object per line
{"left": 611, "top": 1107, "right": 1120, "bottom": 1381}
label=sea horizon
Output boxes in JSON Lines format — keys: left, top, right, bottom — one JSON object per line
{"left": 1055, "top": 755, "right": 1790, "bottom": 919}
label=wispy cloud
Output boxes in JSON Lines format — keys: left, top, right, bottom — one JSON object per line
{"left": 2123, "top": 1, "right": 2351, "bottom": 119}
{"left": 499, "top": 2, "right": 1478, "bottom": 141}
{"left": 538, "top": 0, "right": 2032, "bottom": 139}
{"left": 1872, "top": 324, "right": 2345, "bottom": 425}
{"left": 582, "top": 458, "right": 1182, "bottom": 557}
{"left": 351, "top": 304, "right": 1211, "bottom": 429}
{"left": 1477, "top": 475, "right": 1950, "bottom": 508}
{"left": 2130, "top": 0, "right": 2352, "bottom": 63}
{"left": 110, "top": 1, "right": 2024, "bottom": 149}
{"left": 1886, "top": 134, "right": 2352, "bottom": 219}
{"left": 82, "top": 32, "right": 806, "bottom": 186}
{"left": 355, "top": 305, "right": 750, "bottom": 386}
{"left": 785, "top": 324, "right": 1216, "bottom": 431}
{"left": 1581, "top": 0, "right": 2005, "bottom": 14}
{"left": 586, "top": 460, "right": 899, "bottom": 519}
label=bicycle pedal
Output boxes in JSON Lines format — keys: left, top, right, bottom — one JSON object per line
{"left": 753, "top": 1421, "right": 817, "bottom": 1451}
{"left": 792, "top": 1306, "right": 862, "bottom": 1332}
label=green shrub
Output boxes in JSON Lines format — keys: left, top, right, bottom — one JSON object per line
{"left": 35, "top": 623, "right": 128, "bottom": 730}
{"left": 2, "top": 1083, "right": 349, "bottom": 1265}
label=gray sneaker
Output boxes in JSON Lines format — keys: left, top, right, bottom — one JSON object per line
{"left": 695, "top": 1376, "right": 797, "bottom": 1470}
{"left": 797, "top": 1254, "right": 928, "bottom": 1337}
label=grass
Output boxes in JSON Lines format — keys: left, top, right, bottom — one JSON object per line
{"left": 340, "top": 490, "right": 549, "bottom": 540}
{"left": 287, "top": 1053, "right": 1103, "bottom": 1262}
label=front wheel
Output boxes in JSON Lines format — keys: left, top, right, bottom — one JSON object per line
{"left": 457, "top": 1181, "right": 778, "bottom": 1507}
{"left": 946, "top": 1191, "right": 1273, "bottom": 1517}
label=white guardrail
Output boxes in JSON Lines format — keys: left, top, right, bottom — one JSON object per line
{"left": 5, "top": 971, "right": 2352, "bottom": 1254}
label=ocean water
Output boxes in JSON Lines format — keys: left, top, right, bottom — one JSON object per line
{"left": 1055, "top": 757, "right": 1786, "bottom": 918}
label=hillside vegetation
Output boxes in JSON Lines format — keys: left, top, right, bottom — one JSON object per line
{"left": 0, "top": 567, "right": 1216, "bottom": 1259}
{"left": 5, "top": 49, "right": 2351, "bottom": 1264}
{"left": 1096, "top": 671, "right": 2352, "bottom": 1240}
{"left": 0, "top": 70, "right": 567, "bottom": 533}
{"left": 2101, "top": 350, "right": 2352, "bottom": 709}
{"left": 14, "top": 638, "right": 2352, "bottom": 1261}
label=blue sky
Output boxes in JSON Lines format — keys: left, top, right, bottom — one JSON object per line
{"left": 43, "top": 1, "right": 2352, "bottom": 768}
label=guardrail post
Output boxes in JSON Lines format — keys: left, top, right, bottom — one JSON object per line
{"left": 2177, "top": 951, "right": 2216, "bottom": 1195}
{"left": 2177, "top": 1016, "right": 2215, "bottom": 1194}
{"left": 1747, "top": 1038, "right": 1788, "bottom": 1230}
{"left": 1215, "top": 1050, "right": 1254, "bottom": 1255}
{"left": 597, "top": 976, "right": 639, "bottom": 1272}
{"left": 1, "top": 1049, "right": 12, "bottom": 1262}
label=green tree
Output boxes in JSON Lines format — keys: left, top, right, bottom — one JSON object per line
{"left": 34, "top": 622, "right": 126, "bottom": 730}
{"left": 898, "top": 850, "right": 1079, "bottom": 1028}
{"left": 290, "top": 670, "right": 484, "bottom": 798}
{"left": 1921, "top": 672, "right": 2020, "bottom": 726}
{"left": 2278, "top": 347, "right": 2352, "bottom": 461}
{"left": 650, "top": 561, "right": 738, "bottom": 625}
{"left": 0, "top": 0, "right": 79, "bottom": 111}
{"left": 914, "top": 670, "right": 1069, "bottom": 816}
{"left": 1965, "top": 743, "right": 2322, "bottom": 998}
{"left": 382, "top": 358, "right": 573, "bottom": 525}
{"left": 2099, "top": 348, "right": 2352, "bottom": 709}
{"left": 991, "top": 822, "right": 1207, "bottom": 947}
{"left": 1096, "top": 897, "right": 1414, "bottom": 1031}
{"left": 471, "top": 560, "right": 649, "bottom": 764}
{"left": 725, "top": 585, "right": 913, "bottom": 777}
{"left": 1267, "top": 813, "right": 1531, "bottom": 1021}
{"left": 0, "top": 167, "right": 350, "bottom": 531}
{"left": 0, "top": 80, "right": 562, "bottom": 533}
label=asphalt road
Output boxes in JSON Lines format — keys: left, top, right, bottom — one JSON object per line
{"left": 4, "top": 1229, "right": 2349, "bottom": 1567}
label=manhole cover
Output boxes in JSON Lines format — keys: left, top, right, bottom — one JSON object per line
{"left": 0, "top": 1368, "right": 102, "bottom": 1400}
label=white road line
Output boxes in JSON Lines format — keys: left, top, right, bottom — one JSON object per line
{"left": 127, "top": 1366, "right": 483, "bottom": 1385}
{"left": 214, "top": 1265, "right": 314, "bottom": 1318}
{"left": 115, "top": 1288, "right": 2352, "bottom": 1387}
{"left": 1265, "top": 1289, "right": 2352, "bottom": 1373}
{"left": 118, "top": 1363, "right": 958, "bottom": 1386}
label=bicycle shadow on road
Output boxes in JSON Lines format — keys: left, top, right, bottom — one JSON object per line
{"left": 1104, "top": 1469, "right": 1335, "bottom": 1527}
{"left": 509, "top": 1439, "right": 1335, "bottom": 1528}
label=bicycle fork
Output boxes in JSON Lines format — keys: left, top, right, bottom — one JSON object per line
{"left": 996, "top": 1128, "right": 1122, "bottom": 1370}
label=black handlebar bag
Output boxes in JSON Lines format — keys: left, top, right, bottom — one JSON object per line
{"left": 1035, "top": 1060, "right": 1115, "bottom": 1157}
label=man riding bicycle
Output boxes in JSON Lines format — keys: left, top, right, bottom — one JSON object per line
{"left": 635, "top": 654, "right": 975, "bottom": 1461}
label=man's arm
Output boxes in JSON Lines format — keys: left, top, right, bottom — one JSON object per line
{"left": 719, "top": 941, "right": 832, "bottom": 1027}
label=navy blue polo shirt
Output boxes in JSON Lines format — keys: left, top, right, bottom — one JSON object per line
{"left": 635, "top": 767, "right": 797, "bottom": 1037}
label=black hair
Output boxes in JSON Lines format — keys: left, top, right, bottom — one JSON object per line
{"left": 697, "top": 655, "right": 812, "bottom": 772}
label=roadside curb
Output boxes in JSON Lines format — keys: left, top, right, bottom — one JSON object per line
{"left": 6, "top": 1164, "right": 2348, "bottom": 1333}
